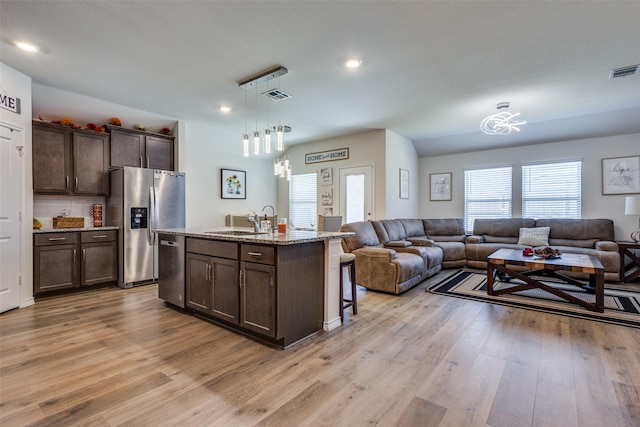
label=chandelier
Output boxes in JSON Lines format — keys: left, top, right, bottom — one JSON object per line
{"left": 239, "top": 66, "right": 289, "bottom": 158}
{"left": 480, "top": 102, "right": 527, "bottom": 135}
{"left": 273, "top": 155, "right": 292, "bottom": 181}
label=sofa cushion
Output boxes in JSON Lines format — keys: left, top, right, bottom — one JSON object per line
{"left": 398, "top": 218, "right": 426, "bottom": 238}
{"left": 518, "top": 227, "right": 550, "bottom": 247}
{"left": 473, "top": 218, "right": 536, "bottom": 238}
{"left": 535, "top": 218, "right": 614, "bottom": 243}
{"left": 372, "top": 219, "right": 407, "bottom": 244}
{"left": 424, "top": 218, "right": 465, "bottom": 237}
{"left": 340, "top": 221, "right": 382, "bottom": 252}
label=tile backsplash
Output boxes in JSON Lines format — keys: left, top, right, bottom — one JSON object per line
{"left": 34, "top": 195, "right": 106, "bottom": 228}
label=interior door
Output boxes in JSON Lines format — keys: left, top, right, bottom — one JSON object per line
{"left": 339, "top": 166, "right": 374, "bottom": 223}
{"left": 0, "top": 124, "right": 24, "bottom": 312}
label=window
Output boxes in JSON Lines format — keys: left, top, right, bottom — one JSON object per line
{"left": 289, "top": 173, "right": 317, "bottom": 228}
{"left": 522, "top": 160, "right": 581, "bottom": 219}
{"left": 464, "top": 166, "right": 512, "bottom": 233}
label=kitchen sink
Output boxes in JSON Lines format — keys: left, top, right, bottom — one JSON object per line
{"left": 204, "top": 230, "right": 267, "bottom": 236}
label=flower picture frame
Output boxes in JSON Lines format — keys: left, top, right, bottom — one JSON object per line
{"left": 221, "top": 169, "right": 246, "bottom": 199}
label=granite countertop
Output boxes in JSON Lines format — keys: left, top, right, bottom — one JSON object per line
{"left": 33, "top": 226, "right": 119, "bottom": 233}
{"left": 155, "top": 227, "right": 353, "bottom": 245}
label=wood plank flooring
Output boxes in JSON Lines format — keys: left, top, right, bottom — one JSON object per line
{"left": 1, "top": 271, "right": 639, "bottom": 426}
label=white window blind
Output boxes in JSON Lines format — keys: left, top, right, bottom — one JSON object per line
{"left": 289, "top": 173, "right": 317, "bottom": 228}
{"left": 522, "top": 160, "right": 581, "bottom": 219}
{"left": 464, "top": 166, "right": 512, "bottom": 233}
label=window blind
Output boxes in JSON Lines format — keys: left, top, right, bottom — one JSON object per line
{"left": 522, "top": 160, "right": 581, "bottom": 219}
{"left": 464, "top": 166, "right": 512, "bottom": 233}
{"left": 289, "top": 173, "right": 317, "bottom": 228}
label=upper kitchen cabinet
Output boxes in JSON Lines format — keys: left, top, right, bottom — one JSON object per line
{"left": 109, "top": 126, "right": 174, "bottom": 171}
{"left": 32, "top": 121, "right": 110, "bottom": 195}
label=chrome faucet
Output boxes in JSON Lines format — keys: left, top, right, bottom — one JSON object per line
{"left": 247, "top": 210, "right": 260, "bottom": 232}
{"left": 262, "top": 205, "right": 277, "bottom": 231}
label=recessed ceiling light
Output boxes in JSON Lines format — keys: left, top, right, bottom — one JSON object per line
{"left": 15, "top": 41, "right": 38, "bottom": 52}
{"left": 219, "top": 106, "right": 232, "bottom": 113}
{"left": 345, "top": 58, "right": 362, "bottom": 69}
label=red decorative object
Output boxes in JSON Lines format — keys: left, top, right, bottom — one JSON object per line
{"left": 86, "top": 123, "right": 98, "bottom": 132}
{"left": 110, "top": 117, "right": 122, "bottom": 126}
{"left": 159, "top": 127, "right": 171, "bottom": 135}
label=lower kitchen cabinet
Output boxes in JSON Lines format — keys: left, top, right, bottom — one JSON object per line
{"left": 183, "top": 237, "right": 324, "bottom": 348}
{"left": 80, "top": 231, "right": 118, "bottom": 286}
{"left": 186, "top": 240, "right": 239, "bottom": 324}
{"left": 33, "top": 230, "right": 118, "bottom": 296}
{"left": 240, "top": 261, "right": 276, "bottom": 336}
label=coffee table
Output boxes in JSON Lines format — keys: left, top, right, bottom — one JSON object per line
{"left": 487, "top": 248, "right": 605, "bottom": 313}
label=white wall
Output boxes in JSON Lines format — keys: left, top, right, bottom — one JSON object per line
{"left": 184, "top": 120, "right": 277, "bottom": 228}
{"left": 0, "top": 62, "right": 33, "bottom": 307}
{"left": 279, "top": 129, "right": 387, "bottom": 221}
{"left": 420, "top": 133, "right": 639, "bottom": 241}
{"left": 385, "top": 129, "right": 420, "bottom": 218}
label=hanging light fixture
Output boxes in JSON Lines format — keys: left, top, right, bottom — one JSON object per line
{"left": 238, "top": 66, "right": 290, "bottom": 156}
{"left": 242, "top": 89, "right": 249, "bottom": 157}
{"left": 480, "top": 102, "right": 527, "bottom": 135}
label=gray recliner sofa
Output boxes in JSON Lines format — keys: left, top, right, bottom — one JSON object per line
{"left": 466, "top": 218, "right": 619, "bottom": 281}
{"left": 340, "top": 221, "right": 443, "bottom": 294}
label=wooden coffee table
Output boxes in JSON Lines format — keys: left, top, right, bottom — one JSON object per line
{"left": 487, "top": 248, "right": 605, "bottom": 312}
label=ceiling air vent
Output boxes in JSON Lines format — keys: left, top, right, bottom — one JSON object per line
{"left": 262, "top": 88, "right": 291, "bottom": 102}
{"left": 609, "top": 64, "right": 639, "bottom": 79}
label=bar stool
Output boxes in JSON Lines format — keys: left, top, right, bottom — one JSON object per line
{"left": 340, "top": 253, "right": 357, "bottom": 321}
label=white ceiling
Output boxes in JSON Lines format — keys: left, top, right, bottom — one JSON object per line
{"left": 1, "top": 1, "right": 639, "bottom": 157}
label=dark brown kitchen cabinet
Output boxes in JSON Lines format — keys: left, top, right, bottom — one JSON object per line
{"left": 186, "top": 239, "right": 240, "bottom": 324}
{"left": 33, "top": 233, "right": 79, "bottom": 293}
{"left": 80, "top": 231, "right": 118, "bottom": 287}
{"left": 240, "top": 260, "right": 276, "bottom": 337}
{"left": 109, "top": 126, "right": 174, "bottom": 171}
{"left": 32, "top": 121, "right": 109, "bottom": 195}
{"left": 33, "top": 231, "right": 117, "bottom": 296}
{"left": 183, "top": 237, "right": 324, "bottom": 348}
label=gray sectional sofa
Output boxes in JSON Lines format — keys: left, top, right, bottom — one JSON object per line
{"left": 340, "top": 217, "right": 620, "bottom": 294}
{"left": 466, "top": 218, "right": 619, "bottom": 282}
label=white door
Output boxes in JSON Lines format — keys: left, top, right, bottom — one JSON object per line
{"left": 0, "top": 123, "right": 24, "bottom": 313}
{"left": 339, "top": 166, "right": 374, "bottom": 223}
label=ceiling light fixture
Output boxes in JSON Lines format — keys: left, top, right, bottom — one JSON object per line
{"left": 480, "top": 102, "right": 527, "bottom": 135}
{"left": 238, "top": 66, "right": 291, "bottom": 178}
{"left": 15, "top": 41, "right": 38, "bottom": 52}
{"left": 219, "top": 106, "right": 232, "bottom": 112}
{"left": 345, "top": 58, "right": 362, "bottom": 68}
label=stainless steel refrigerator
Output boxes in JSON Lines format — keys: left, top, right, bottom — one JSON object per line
{"left": 107, "top": 167, "right": 186, "bottom": 288}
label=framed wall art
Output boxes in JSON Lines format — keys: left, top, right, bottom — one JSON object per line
{"left": 221, "top": 169, "right": 246, "bottom": 199}
{"left": 321, "top": 167, "right": 333, "bottom": 186}
{"left": 602, "top": 156, "right": 640, "bottom": 195}
{"left": 430, "top": 172, "right": 451, "bottom": 201}
{"left": 399, "top": 168, "right": 409, "bottom": 199}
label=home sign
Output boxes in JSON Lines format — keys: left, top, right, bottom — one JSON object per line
{"left": 0, "top": 92, "right": 21, "bottom": 114}
{"left": 305, "top": 148, "right": 349, "bottom": 164}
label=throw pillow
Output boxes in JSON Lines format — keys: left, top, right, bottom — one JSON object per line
{"left": 518, "top": 226, "right": 550, "bottom": 247}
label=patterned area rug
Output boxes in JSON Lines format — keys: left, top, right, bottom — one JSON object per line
{"left": 427, "top": 270, "right": 640, "bottom": 328}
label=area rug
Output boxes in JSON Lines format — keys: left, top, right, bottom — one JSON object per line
{"left": 427, "top": 270, "right": 640, "bottom": 329}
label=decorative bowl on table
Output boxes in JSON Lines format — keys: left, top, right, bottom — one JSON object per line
{"left": 534, "top": 247, "right": 562, "bottom": 259}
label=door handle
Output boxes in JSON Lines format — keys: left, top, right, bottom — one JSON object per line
{"left": 140, "top": 156, "right": 144, "bottom": 168}
{"left": 75, "top": 176, "right": 79, "bottom": 190}
{"left": 83, "top": 248, "right": 86, "bottom": 263}
{"left": 147, "top": 157, "right": 150, "bottom": 168}
{"left": 48, "top": 237, "right": 66, "bottom": 241}
{"left": 247, "top": 252, "right": 262, "bottom": 257}
{"left": 92, "top": 235, "right": 108, "bottom": 239}
{"left": 66, "top": 176, "right": 70, "bottom": 189}
{"left": 239, "top": 270, "right": 244, "bottom": 288}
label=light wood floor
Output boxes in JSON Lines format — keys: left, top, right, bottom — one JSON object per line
{"left": 2, "top": 271, "right": 639, "bottom": 427}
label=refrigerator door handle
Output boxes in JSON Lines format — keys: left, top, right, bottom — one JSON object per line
{"left": 148, "top": 186, "right": 156, "bottom": 245}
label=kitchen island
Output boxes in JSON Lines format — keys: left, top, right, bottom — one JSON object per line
{"left": 155, "top": 227, "right": 352, "bottom": 348}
